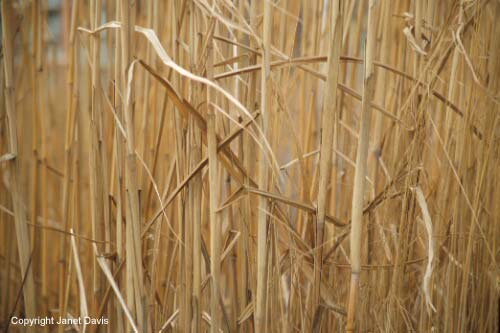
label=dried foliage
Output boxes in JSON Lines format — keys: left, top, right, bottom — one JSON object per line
{"left": 0, "top": 0, "right": 499, "bottom": 332}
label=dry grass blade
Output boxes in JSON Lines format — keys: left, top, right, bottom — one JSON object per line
{"left": 414, "top": 188, "right": 436, "bottom": 314}
{"left": 70, "top": 229, "right": 89, "bottom": 332}
{"left": 93, "top": 245, "right": 139, "bottom": 332}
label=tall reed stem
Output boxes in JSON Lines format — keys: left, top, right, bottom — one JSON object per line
{"left": 313, "top": 0, "right": 343, "bottom": 327}
{"left": 1, "top": 2, "right": 36, "bottom": 331}
{"left": 255, "top": 0, "right": 272, "bottom": 331}
{"left": 346, "top": 0, "right": 379, "bottom": 331}
{"left": 207, "top": 16, "right": 221, "bottom": 333}
{"left": 120, "top": 0, "right": 147, "bottom": 330}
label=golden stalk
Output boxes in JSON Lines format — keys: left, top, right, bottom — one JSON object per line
{"left": 347, "top": 0, "right": 379, "bottom": 331}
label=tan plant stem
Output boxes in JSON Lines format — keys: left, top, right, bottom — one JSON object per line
{"left": 1, "top": 2, "right": 36, "bottom": 331}
{"left": 206, "top": 13, "right": 221, "bottom": 333}
{"left": 346, "top": 0, "right": 379, "bottom": 331}
{"left": 120, "top": 0, "right": 147, "bottom": 331}
{"left": 255, "top": 0, "right": 273, "bottom": 331}
{"left": 312, "top": 0, "right": 343, "bottom": 327}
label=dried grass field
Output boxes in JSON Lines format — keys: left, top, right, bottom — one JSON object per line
{"left": 0, "top": 0, "right": 499, "bottom": 332}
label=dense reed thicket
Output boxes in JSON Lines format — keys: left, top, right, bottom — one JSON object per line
{"left": 0, "top": 0, "right": 499, "bottom": 332}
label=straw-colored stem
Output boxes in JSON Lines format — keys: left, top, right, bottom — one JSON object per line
{"left": 313, "top": 0, "right": 343, "bottom": 325}
{"left": 120, "top": 0, "right": 147, "bottom": 330}
{"left": 207, "top": 19, "right": 221, "bottom": 333}
{"left": 346, "top": 0, "right": 379, "bottom": 331}
{"left": 1, "top": 2, "right": 36, "bottom": 331}
{"left": 255, "top": 0, "right": 272, "bottom": 331}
